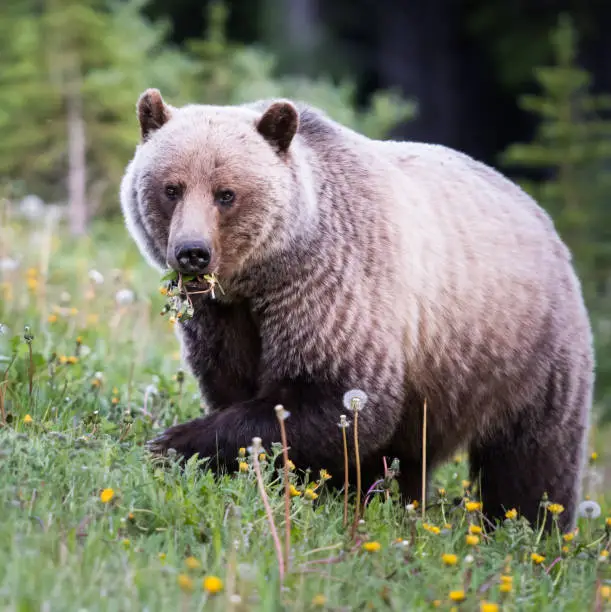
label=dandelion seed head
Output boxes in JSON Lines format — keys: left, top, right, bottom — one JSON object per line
{"left": 343, "top": 388, "right": 368, "bottom": 411}
{"left": 577, "top": 500, "right": 601, "bottom": 519}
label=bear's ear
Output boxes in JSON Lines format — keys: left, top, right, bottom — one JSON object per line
{"left": 137, "top": 88, "right": 172, "bottom": 142}
{"left": 256, "top": 101, "right": 299, "bottom": 154}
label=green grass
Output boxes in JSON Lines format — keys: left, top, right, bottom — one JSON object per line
{"left": 1, "top": 211, "right": 611, "bottom": 611}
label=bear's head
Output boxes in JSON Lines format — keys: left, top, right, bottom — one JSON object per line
{"left": 120, "top": 89, "right": 318, "bottom": 290}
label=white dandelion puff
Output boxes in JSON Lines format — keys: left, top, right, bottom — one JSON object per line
{"left": 577, "top": 500, "right": 601, "bottom": 519}
{"left": 343, "top": 388, "right": 368, "bottom": 411}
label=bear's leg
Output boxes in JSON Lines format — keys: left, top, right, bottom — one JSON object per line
{"left": 469, "top": 364, "right": 591, "bottom": 533}
{"left": 146, "top": 377, "right": 404, "bottom": 482}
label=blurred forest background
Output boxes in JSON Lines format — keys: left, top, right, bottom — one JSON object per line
{"left": 1, "top": 0, "right": 611, "bottom": 424}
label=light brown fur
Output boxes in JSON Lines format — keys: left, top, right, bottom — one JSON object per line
{"left": 121, "top": 89, "right": 594, "bottom": 532}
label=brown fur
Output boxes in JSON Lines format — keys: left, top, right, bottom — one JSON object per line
{"left": 120, "top": 89, "right": 594, "bottom": 532}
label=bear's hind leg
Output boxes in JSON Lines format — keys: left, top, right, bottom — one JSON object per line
{"left": 469, "top": 362, "right": 591, "bottom": 533}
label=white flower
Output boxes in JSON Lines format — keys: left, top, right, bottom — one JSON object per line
{"left": 405, "top": 503, "right": 416, "bottom": 513}
{"left": 88, "top": 269, "right": 104, "bottom": 285}
{"left": 577, "top": 500, "right": 601, "bottom": 519}
{"left": 0, "top": 323, "right": 7, "bottom": 335}
{"left": 115, "top": 289, "right": 135, "bottom": 305}
{"left": 79, "top": 345, "right": 91, "bottom": 358}
{"left": 343, "top": 388, "right": 368, "bottom": 411}
{"left": 0, "top": 257, "right": 19, "bottom": 271}
{"left": 464, "top": 554, "right": 474, "bottom": 564}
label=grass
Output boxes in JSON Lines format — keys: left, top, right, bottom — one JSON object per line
{"left": 1, "top": 206, "right": 611, "bottom": 611}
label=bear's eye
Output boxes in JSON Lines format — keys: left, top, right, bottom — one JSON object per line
{"left": 164, "top": 184, "right": 180, "bottom": 201}
{"left": 215, "top": 189, "right": 235, "bottom": 207}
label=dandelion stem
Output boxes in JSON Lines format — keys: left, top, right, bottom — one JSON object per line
{"left": 251, "top": 437, "right": 285, "bottom": 584}
{"left": 421, "top": 399, "right": 428, "bottom": 520}
{"left": 351, "top": 405, "right": 362, "bottom": 539}
{"left": 275, "top": 405, "right": 291, "bottom": 572}
{"left": 342, "top": 422, "right": 349, "bottom": 527}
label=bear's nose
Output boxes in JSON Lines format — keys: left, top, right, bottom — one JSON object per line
{"left": 174, "top": 241, "right": 212, "bottom": 276}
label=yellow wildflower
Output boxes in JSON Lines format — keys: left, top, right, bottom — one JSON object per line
{"left": 112, "top": 397, "right": 119, "bottom": 405}
{"left": 465, "top": 501, "right": 482, "bottom": 512}
{"left": 499, "top": 582, "right": 512, "bottom": 593}
{"left": 441, "top": 553, "right": 458, "bottom": 566}
{"left": 177, "top": 574, "right": 193, "bottom": 592}
{"left": 69, "top": 307, "right": 78, "bottom": 316}
{"left": 432, "top": 600, "right": 441, "bottom": 608}
{"left": 444, "top": 523, "right": 452, "bottom": 530}
{"left": 26, "top": 277, "right": 38, "bottom": 291}
{"left": 468, "top": 524, "right": 482, "bottom": 535}
{"left": 312, "top": 594, "right": 326, "bottom": 607}
{"left": 23, "top": 414, "right": 33, "bottom": 425}
{"left": 202, "top": 575, "right": 223, "bottom": 594}
{"left": 423, "top": 523, "right": 441, "bottom": 535}
{"left": 531, "top": 553, "right": 545, "bottom": 565}
{"left": 362, "top": 541, "right": 382, "bottom": 553}
{"left": 500, "top": 575, "right": 512, "bottom": 584}
{"left": 26, "top": 267, "right": 37, "bottom": 277}
{"left": 48, "top": 314, "right": 58, "bottom": 324}
{"left": 158, "top": 552, "right": 166, "bottom": 561}
{"left": 100, "top": 488, "right": 115, "bottom": 503}
{"left": 449, "top": 590, "right": 465, "bottom": 602}
{"left": 591, "top": 451, "right": 598, "bottom": 462}
{"left": 238, "top": 447, "right": 246, "bottom": 457}
{"left": 562, "top": 532, "right": 574, "bottom": 542}
{"left": 121, "top": 539, "right": 130, "bottom": 549}
{"left": 599, "top": 550, "right": 609, "bottom": 560}
{"left": 59, "top": 355, "right": 68, "bottom": 364}
{"left": 184, "top": 556, "right": 201, "bottom": 570}
{"left": 561, "top": 545, "right": 569, "bottom": 555}
{"left": 319, "top": 468, "right": 331, "bottom": 479}
{"left": 289, "top": 484, "right": 301, "bottom": 497}
{"left": 601, "top": 586, "right": 611, "bottom": 599}
{"left": 304, "top": 489, "right": 318, "bottom": 501}
{"left": 159, "top": 286, "right": 168, "bottom": 295}
{"left": 480, "top": 602, "right": 499, "bottom": 612}
{"left": 67, "top": 356, "right": 78, "bottom": 365}
{"left": 258, "top": 452, "right": 266, "bottom": 462}
{"left": 505, "top": 508, "right": 517, "bottom": 520}
{"left": 465, "top": 535, "right": 479, "bottom": 546}
{"left": 606, "top": 517, "right": 611, "bottom": 528}
{"left": 462, "top": 480, "right": 471, "bottom": 489}
{"left": 547, "top": 503, "right": 564, "bottom": 515}
{"left": 438, "top": 488, "right": 446, "bottom": 496}
{"left": 128, "top": 512, "right": 135, "bottom": 521}
{"left": 87, "top": 314, "right": 99, "bottom": 325}
{"left": 238, "top": 461, "right": 249, "bottom": 473}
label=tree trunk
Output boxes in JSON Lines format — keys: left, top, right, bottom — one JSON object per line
{"left": 66, "top": 72, "right": 87, "bottom": 236}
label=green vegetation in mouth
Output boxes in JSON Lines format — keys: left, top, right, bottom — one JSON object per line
{"left": 159, "top": 270, "right": 224, "bottom": 322}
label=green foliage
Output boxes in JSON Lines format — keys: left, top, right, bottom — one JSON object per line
{"left": 185, "top": 1, "right": 416, "bottom": 140}
{"left": 500, "top": 14, "right": 611, "bottom": 422}
{"left": 0, "top": 0, "right": 196, "bottom": 210}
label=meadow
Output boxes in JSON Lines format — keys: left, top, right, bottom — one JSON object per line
{"left": 1, "top": 202, "right": 611, "bottom": 612}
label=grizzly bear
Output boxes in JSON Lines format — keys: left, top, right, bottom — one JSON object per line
{"left": 120, "top": 88, "right": 594, "bottom": 532}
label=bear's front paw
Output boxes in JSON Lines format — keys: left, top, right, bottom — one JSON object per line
{"left": 145, "top": 418, "right": 210, "bottom": 462}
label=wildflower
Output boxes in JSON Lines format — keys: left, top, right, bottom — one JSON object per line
{"left": 203, "top": 575, "right": 223, "bottom": 594}
{"left": 23, "top": 414, "right": 33, "bottom": 425}
{"left": 69, "top": 307, "right": 78, "bottom": 316}
{"left": 465, "top": 501, "right": 482, "bottom": 512}
{"left": 362, "top": 541, "right": 381, "bottom": 553}
{"left": 59, "top": 355, "right": 68, "bottom": 364}
{"left": 438, "top": 488, "right": 446, "bottom": 497}
{"left": 598, "top": 550, "right": 609, "bottom": 562}
{"left": 304, "top": 489, "right": 318, "bottom": 501}
{"left": 100, "top": 488, "right": 115, "bottom": 503}
{"left": 531, "top": 553, "right": 545, "bottom": 565}
{"left": 449, "top": 590, "right": 465, "bottom": 602}
{"left": 432, "top": 601, "right": 441, "bottom": 608}
{"left": 547, "top": 503, "right": 564, "bottom": 515}
{"left": 468, "top": 524, "right": 482, "bottom": 535}
{"left": 158, "top": 552, "right": 166, "bottom": 561}
{"left": 112, "top": 397, "right": 119, "bottom": 405}
{"left": 76, "top": 336, "right": 83, "bottom": 345}
{"left": 258, "top": 452, "right": 266, "bottom": 462}
{"left": 465, "top": 535, "right": 479, "bottom": 546}
{"left": 480, "top": 603, "right": 499, "bottom": 612}
{"left": 87, "top": 314, "right": 99, "bottom": 325}
{"left": 26, "top": 277, "right": 38, "bottom": 291}
{"left": 590, "top": 451, "right": 598, "bottom": 462}
{"left": 289, "top": 484, "right": 301, "bottom": 497}
{"left": 462, "top": 480, "right": 471, "bottom": 489}
{"left": 88, "top": 269, "right": 104, "bottom": 284}
{"left": 159, "top": 286, "right": 168, "bottom": 295}
{"left": 444, "top": 523, "right": 452, "bottom": 530}
{"left": 464, "top": 554, "right": 474, "bottom": 564}
{"left": 561, "top": 545, "right": 570, "bottom": 555}
{"left": 423, "top": 523, "right": 441, "bottom": 535}
{"left": 312, "top": 594, "right": 326, "bottom": 607}
{"left": 238, "top": 462, "right": 249, "bottom": 473}
{"left": 184, "top": 556, "right": 201, "bottom": 570}
{"left": 499, "top": 582, "right": 512, "bottom": 594}
{"left": 238, "top": 447, "right": 246, "bottom": 457}
{"left": 67, "top": 356, "right": 78, "bottom": 365}
{"left": 177, "top": 574, "right": 193, "bottom": 592}
{"left": 121, "top": 539, "right": 130, "bottom": 549}
{"left": 441, "top": 553, "right": 458, "bottom": 566}
{"left": 128, "top": 512, "right": 135, "bottom": 521}
{"left": 562, "top": 532, "right": 574, "bottom": 542}
{"left": 343, "top": 388, "right": 368, "bottom": 411}
{"left": 115, "top": 289, "right": 135, "bottom": 306}
{"left": 48, "top": 314, "right": 58, "bottom": 323}
{"left": 601, "top": 586, "right": 611, "bottom": 599}
{"left": 319, "top": 468, "right": 331, "bottom": 480}
{"left": 500, "top": 575, "right": 512, "bottom": 585}
{"left": 606, "top": 517, "right": 611, "bottom": 528}
{"left": 577, "top": 500, "right": 601, "bottom": 519}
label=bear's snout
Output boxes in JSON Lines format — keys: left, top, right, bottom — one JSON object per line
{"left": 172, "top": 240, "right": 212, "bottom": 276}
